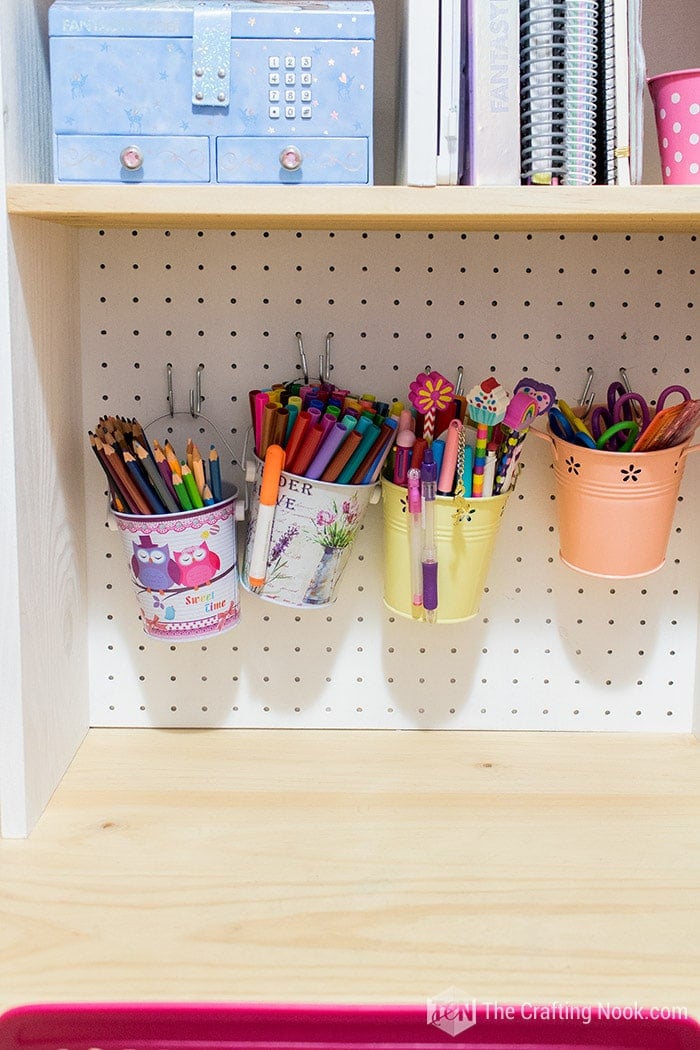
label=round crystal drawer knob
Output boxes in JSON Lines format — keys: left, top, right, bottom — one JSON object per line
{"left": 279, "top": 145, "right": 303, "bottom": 171}
{"left": 120, "top": 145, "right": 143, "bottom": 171}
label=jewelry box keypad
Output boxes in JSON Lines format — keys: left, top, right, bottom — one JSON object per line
{"left": 268, "top": 54, "right": 313, "bottom": 120}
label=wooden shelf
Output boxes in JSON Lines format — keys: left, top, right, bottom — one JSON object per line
{"left": 6, "top": 183, "right": 699, "bottom": 232}
{"left": 1, "top": 728, "right": 699, "bottom": 1013}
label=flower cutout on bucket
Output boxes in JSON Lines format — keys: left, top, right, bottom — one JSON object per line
{"left": 566, "top": 456, "right": 581, "bottom": 475}
{"left": 621, "top": 463, "right": 642, "bottom": 483}
{"left": 453, "top": 501, "right": 476, "bottom": 526}
{"left": 409, "top": 370, "right": 454, "bottom": 444}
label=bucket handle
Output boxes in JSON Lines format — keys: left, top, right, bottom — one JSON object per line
{"left": 528, "top": 426, "right": 553, "bottom": 449}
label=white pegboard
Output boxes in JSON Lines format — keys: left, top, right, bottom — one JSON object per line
{"left": 80, "top": 226, "right": 699, "bottom": 731}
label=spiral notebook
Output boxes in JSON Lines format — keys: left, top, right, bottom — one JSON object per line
{"left": 397, "top": 0, "right": 644, "bottom": 187}
{"left": 519, "top": 0, "right": 645, "bottom": 186}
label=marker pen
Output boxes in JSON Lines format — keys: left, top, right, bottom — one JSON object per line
{"left": 248, "top": 444, "right": 285, "bottom": 588}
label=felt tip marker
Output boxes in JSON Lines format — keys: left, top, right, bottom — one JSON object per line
{"left": 248, "top": 444, "right": 285, "bottom": 588}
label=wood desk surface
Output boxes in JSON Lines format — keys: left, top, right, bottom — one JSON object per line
{"left": 0, "top": 729, "right": 698, "bottom": 1018}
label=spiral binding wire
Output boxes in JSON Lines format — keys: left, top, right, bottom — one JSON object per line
{"left": 601, "top": 0, "right": 617, "bottom": 183}
{"left": 520, "top": 0, "right": 567, "bottom": 184}
{"left": 563, "top": 0, "right": 599, "bottom": 185}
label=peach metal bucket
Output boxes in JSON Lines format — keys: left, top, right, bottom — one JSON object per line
{"left": 533, "top": 429, "right": 700, "bottom": 578}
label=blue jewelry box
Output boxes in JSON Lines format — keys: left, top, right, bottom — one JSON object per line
{"left": 49, "top": 0, "right": 374, "bottom": 184}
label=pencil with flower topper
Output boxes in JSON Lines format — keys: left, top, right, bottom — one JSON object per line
{"left": 408, "top": 370, "right": 455, "bottom": 445}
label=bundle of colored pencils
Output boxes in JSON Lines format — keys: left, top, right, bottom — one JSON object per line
{"left": 88, "top": 416, "right": 224, "bottom": 515}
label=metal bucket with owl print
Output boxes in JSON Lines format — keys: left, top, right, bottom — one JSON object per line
{"left": 532, "top": 431, "right": 700, "bottom": 577}
{"left": 241, "top": 456, "right": 380, "bottom": 608}
{"left": 113, "top": 494, "right": 240, "bottom": 639}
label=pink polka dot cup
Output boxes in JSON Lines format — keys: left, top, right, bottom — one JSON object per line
{"left": 648, "top": 69, "right": 700, "bottom": 184}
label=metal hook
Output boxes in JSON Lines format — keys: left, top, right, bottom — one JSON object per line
{"left": 578, "top": 367, "right": 595, "bottom": 411}
{"left": 295, "top": 331, "right": 309, "bottom": 384}
{"left": 619, "top": 366, "right": 632, "bottom": 394}
{"left": 454, "top": 365, "right": 464, "bottom": 397}
{"left": 324, "top": 332, "right": 332, "bottom": 383}
{"left": 166, "top": 363, "right": 174, "bottom": 417}
{"left": 189, "top": 363, "right": 204, "bottom": 418}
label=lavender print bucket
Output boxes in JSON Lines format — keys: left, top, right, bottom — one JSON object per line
{"left": 241, "top": 456, "right": 380, "bottom": 608}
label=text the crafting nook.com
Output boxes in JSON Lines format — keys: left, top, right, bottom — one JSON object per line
{"left": 426, "top": 991, "right": 689, "bottom": 1037}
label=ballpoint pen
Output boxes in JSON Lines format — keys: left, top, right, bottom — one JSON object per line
{"left": 420, "top": 448, "right": 438, "bottom": 624}
{"left": 407, "top": 468, "right": 423, "bottom": 617}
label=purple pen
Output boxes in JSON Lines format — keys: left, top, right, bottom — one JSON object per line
{"left": 420, "top": 449, "right": 438, "bottom": 624}
{"left": 407, "top": 468, "right": 423, "bottom": 615}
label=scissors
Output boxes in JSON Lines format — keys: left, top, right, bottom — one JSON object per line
{"left": 548, "top": 405, "right": 597, "bottom": 448}
{"left": 589, "top": 381, "right": 691, "bottom": 449}
{"left": 549, "top": 404, "right": 639, "bottom": 453}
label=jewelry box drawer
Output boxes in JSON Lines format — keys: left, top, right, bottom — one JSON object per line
{"left": 216, "top": 137, "right": 369, "bottom": 184}
{"left": 55, "top": 135, "right": 211, "bottom": 182}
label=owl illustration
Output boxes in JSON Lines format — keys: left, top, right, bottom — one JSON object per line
{"left": 172, "top": 541, "right": 220, "bottom": 589}
{"left": 131, "top": 535, "right": 180, "bottom": 592}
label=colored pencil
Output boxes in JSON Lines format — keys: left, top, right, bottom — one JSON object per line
{"left": 101, "top": 442, "right": 152, "bottom": 515}
{"left": 164, "top": 441, "right": 182, "bottom": 478}
{"left": 88, "top": 431, "right": 131, "bottom": 510}
{"left": 181, "top": 464, "right": 204, "bottom": 509}
{"left": 208, "top": 446, "right": 222, "bottom": 502}
{"left": 191, "top": 444, "right": 206, "bottom": 496}
{"left": 172, "top": 472, "right": 193, "bottom": 511}
{"left": 123, "top": 451, "right": 167, "bottom": 514}
{"left": 133, "top": 440, "right": 180, "bottom": 513}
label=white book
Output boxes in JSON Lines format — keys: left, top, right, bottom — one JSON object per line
{"left": 464, "top": 0, "right": 521, "bottom": 185}
{"left": 395, "top": 0, "right": 439, "bottom": 186}
{"left": 437, "top": 0, "right": 467, "bottom": 184}
{"left": 613, "top": 0, "right": 632, "bottom": 185}
{"left": 627, "top": 0, "right": 646, "bottom": 184}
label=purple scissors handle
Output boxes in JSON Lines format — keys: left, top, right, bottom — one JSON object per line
{"left": 606, "top": 380, "right": 627, "bottom": 411}
{"left": 656, "top": 384, "right": 692, "bottom": 411}
{"left": 590, "top": 391, "right": 651, "bottom": 447}
{"left": 614, "top": 392, "right": 651, "bottom": 431}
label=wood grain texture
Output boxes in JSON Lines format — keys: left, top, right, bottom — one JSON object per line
{"left": 0, "top": 0, "right": 90, "bottom": 837}
{"left": 6, "top": 185, "right": 700, "bottom": 233}
{"left": 0, "top": 216, "right": 90, "bottom": 838}
{"left": 0, "top": 729, "right": 698, "bottom": 1015}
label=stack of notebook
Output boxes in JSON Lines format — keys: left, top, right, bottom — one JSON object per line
{"left": 396, "top": 0, "right": 645, "bottom": 187}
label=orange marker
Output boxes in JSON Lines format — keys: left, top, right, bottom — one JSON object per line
{"left": 248, "top": 444, "right": 286, "bottom": 588}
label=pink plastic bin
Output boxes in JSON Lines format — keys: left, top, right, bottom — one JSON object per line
{"left": 1, "top": 1003, "right": 699, "bottom": 1050}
